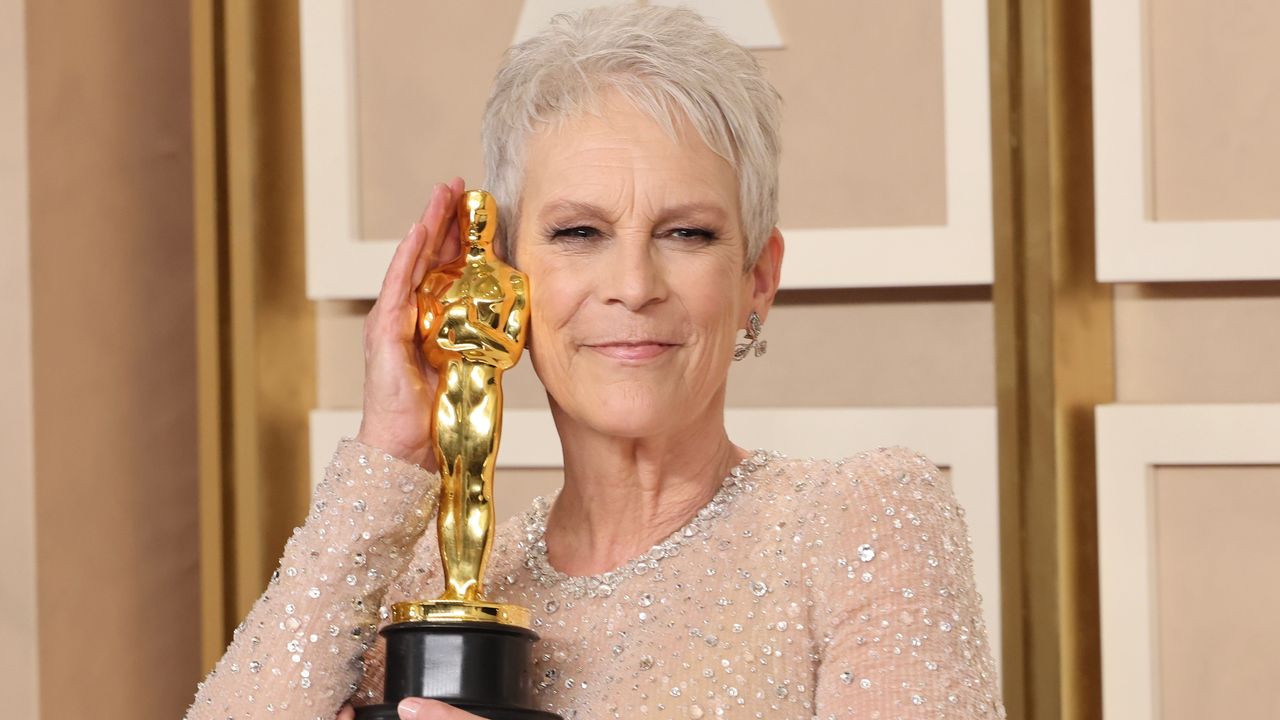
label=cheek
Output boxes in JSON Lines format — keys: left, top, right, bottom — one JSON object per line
{"left": 521, "top": 257, "right": 582, "bottom": 354}
{"left": 677, "top": 263, "right": 751, "bottom": 339}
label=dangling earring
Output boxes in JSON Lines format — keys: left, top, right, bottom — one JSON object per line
{"left": 733, "top": 311, "right": 767, "bottom": 361}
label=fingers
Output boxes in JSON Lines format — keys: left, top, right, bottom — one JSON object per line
{"left": 371, "top": 179, "right": 470, "bottom": 351}
{"left": 377, "top": 220, "right": 428, "bottom": 309}
{"left": 369, "top": 209, "right": 433, "bottom": 350}
{"left": 390, "top": 176, "right": 461, "bottom": 298}
{"left": 411, "top": 178, "right": 468, "bottom": 288}
{"left": 416, "top": 177, "right": 463, "bottom": 225}
{"left": 398, "top": 697, "right": 481, "bottom": 719}
{"left": 336, "top": 704, "right": 356, "bottom": 720}
{"left": 411, "top": 183, "right": 452, "bottom": 287}
{"left": 440, "top": 176, "right": 465, "bottom": 263}
{"left": 442, "top": 176, "right": 466, "bottom": 263}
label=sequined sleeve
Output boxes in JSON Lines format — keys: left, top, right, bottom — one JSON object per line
{"left": 185, "top": 439, "right": 440, "bottom": 720}
{"left": 811, "top": 447, "right": 1006, "bottom": 719}
{"left": 347, "top": 525, "right": 449, "bottom": 707}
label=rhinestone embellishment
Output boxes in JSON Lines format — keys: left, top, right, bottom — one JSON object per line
{"left": 523, "top": 450, "right": 778, "bottom": 598}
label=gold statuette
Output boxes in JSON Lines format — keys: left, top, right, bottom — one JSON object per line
{"left": 392, "top": 189, "right": 531, "bottom": 629}
{"left": 358, "top": 190, "right": 555, "bottom": 718}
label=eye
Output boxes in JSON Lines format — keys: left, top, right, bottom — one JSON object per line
{"left": 550, "top": 225, "right": 602, "bottom": 240}
{"left": 668, "top": 227, "right": 718, "bottom": 242}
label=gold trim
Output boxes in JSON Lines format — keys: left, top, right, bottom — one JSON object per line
{"left": 222, "top": 0, "right": 267, "bottom": 622}
{"left": 392, "top": 600, "right": 533, "bottom": 629}
{"left": 192, "top": 0, "right": 227, "bottom": 671}
{"left": 193, "top": 0, "right": 315, "bottom": 669}
{"left": 990, "top": 0, "right": 1110, "bottom": 718}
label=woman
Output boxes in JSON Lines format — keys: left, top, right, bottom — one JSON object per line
{"left": 187, "top": 6, "right": 1005, "bottom": 719}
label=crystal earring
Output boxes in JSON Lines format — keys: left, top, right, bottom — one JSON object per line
{"left": 733, "top": 311, "right": 767, "bottom": 361}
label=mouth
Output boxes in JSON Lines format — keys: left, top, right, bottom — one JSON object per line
{"left": 583, "top": 341, "right": 679, "bottom": 361}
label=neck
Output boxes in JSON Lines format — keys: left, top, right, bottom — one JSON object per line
{"left": 541, "top": 395, "right": 746, "bottom": 576}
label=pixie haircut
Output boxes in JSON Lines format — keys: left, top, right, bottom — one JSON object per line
{"left": 481, "top": 4, "right": 782, "bottom": 265}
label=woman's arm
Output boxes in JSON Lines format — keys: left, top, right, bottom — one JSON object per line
{"left": 184, "top": 440, "right": 440, "bottom": 720}
{"left": 185, "top": 180, "right": 464, "bottom": 719}
{"left": 811, "top": 448, "right": 1006, "bottom": 719}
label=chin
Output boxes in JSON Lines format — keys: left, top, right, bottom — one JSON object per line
{"left": 568, "top": 388, "right": 688, "bottom": 440}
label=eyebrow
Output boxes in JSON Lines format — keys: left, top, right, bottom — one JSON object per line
{"left": 537, "top": 199, "right": 730, "bottom": 224}
{"left": 537, "top": 199, "right": 613, "bottom": 222}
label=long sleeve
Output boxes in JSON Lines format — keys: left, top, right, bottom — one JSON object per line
{"left": 185, "top": 440, "right": 441, "bottom": 720}
{"left": 348, "top": 522, "right": 448, "bottom": 707}
{"left": 811, "top": 447, "right": 1005, "bottom": 719}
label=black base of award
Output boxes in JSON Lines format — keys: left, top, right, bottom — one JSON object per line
{"left": 354, "top": 620, "right": 561, "bottom": 720}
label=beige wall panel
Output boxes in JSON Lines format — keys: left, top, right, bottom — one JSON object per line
{"left": 1114, "top": 283, "right": 1280, "bottom": 402}
{"left": 496, "top": 468, "right": 565, "bottom": 523}
{"left": 353, "top": 1, "right": 947, "bottom": 238}
{"left": 0, "top": 0, "right": 37, "bottom": 711}
{"left": 355, "top": 0, "right": 523, "bottom": 239}
{"left": 730, "top": 289, "right": 993, "bottom": 406}
{"left": 317, "top": 289, "right": 994, "bottom": 410}
{"left": 27, "top": 0, "right": 200, "bottom": 716}
{"left": 1154, "top": 465, "right": 1280, "bottom": 719}
{"left": 1150, "top": 0, "right": 1280, "bottom": 220}
{"left": 763, "top": 0, "right": 947, "bottom": 229}
{"left": 316, "top": 300, "right": 369, "bottom": 409}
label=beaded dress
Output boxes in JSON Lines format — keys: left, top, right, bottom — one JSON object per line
{"left": 187, "top": 440, "right": 1006, "bottom": 719}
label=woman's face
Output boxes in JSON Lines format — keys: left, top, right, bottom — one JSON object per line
{"left": 513, "top": 92, "right": 779, "bottom": 440}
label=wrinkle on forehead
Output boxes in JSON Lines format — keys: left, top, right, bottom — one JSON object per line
{"left": 521, "top": 96, "right": 742, "bottom": 229}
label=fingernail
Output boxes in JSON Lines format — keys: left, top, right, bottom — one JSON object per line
{"left": 407, "top": 223, "right": 417, "bottom": 237}
{"left": 398, "top": 697, "right": 423, "bottom": 719}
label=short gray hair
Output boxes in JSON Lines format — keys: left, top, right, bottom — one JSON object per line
{"left": 481, "top": 4, "right": 782, "bottom": 265}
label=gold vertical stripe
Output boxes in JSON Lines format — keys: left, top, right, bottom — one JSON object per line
{"left": 986, "top": 0, "right": 1024, "bottom": 710}
{"left": 222, "top": 0, "right": 268, "bottom": 620}
{"left": 225, "top": 0, "right": 316, "bottom": 622}
{"left": 192, "top": 0, "right": 228, "bottom": 669}
{"left": 991, "top": 0, "right": 1111, "bottom": 718}
{"left": 257, "top": 0, "right": 316, "bottom": 610}
{"left": 194, "top": 0, "right": 315, "bottom": 666}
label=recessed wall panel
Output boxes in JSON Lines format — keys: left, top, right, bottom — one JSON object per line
{"left": 353, "top": 1, "right": 948, "bottom": 238}
{"left": 1149, "top": 0, "right": 1280, "bottom": 221}
{"left": 1114, "top": 283, "right": 1280, "bottom": 402}
{"left": 1154, "top": 465, "right": 1280, "bottom": 719}
{"left": 765, "top": 0, "right": 947, "bottom": 229}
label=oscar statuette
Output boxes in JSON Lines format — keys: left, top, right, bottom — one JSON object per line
{"left": 355, "top": 190, "right": 559, "bottom": 720}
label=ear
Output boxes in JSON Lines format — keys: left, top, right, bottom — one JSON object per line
{"left": 747, "top": 227, "right": 785, "bottom": 324}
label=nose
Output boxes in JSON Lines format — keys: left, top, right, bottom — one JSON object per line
{"left": 602, "top": 235, "right": 668, "bottom": 311}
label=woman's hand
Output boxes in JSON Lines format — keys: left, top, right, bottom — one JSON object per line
{"left": 354, "top": 178, "right": 466, "bottom": 468}
{"left": 333, "top": 699, "right": 483, "bottom": 720}
{"left": 395, "top": 698, "right": 485, "bottom": 719}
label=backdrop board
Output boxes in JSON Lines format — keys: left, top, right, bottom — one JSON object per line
{"left": 1095, "top": 403, "right": 1280, "bottom": 719}
{"left": 1092, "top": 0, "right": 1280, "bottom": 281}
{"left": 299, "top": 0, "right": 995, "bottom": 299}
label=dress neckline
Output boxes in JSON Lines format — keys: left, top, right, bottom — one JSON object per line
{"left": 520, "top": 449, "right": 778, "bottom": 599}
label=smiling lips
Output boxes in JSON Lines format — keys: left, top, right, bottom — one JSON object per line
{"left": 584, "top": 341, "right": 678, "bottom": 361}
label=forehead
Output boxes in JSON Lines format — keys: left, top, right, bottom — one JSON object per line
{"left": 521, "top": 92, "right": 740, "bottom": 210}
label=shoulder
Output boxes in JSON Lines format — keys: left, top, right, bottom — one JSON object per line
{"left": 756, "top": 446, "right": 965, "bottom": 550}
{"left": 763, "top": 447, "right": 977, "bottom": 612}
{"left": 769, "top": 445, "right": 951, "bottom": 505}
